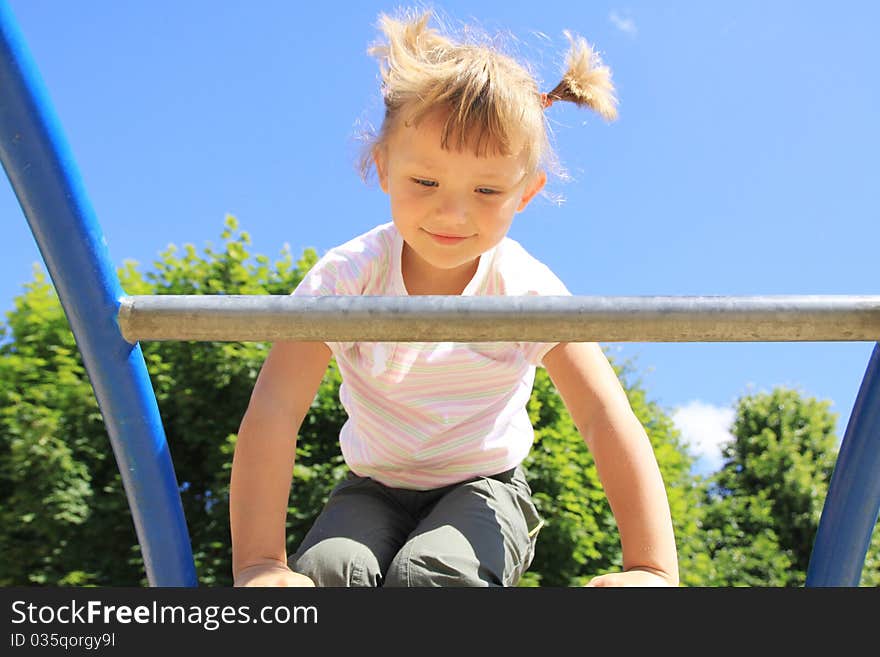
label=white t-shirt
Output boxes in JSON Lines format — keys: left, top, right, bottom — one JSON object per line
{"left": 293, "top": 221, "right": 570, "bottom": 490}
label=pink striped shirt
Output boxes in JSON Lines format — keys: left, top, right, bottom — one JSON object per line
{"left": 293, "top": 222, "right": 570, "bottom": 490}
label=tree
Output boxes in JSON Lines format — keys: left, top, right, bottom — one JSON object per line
{"left": 0, "top": 270, "right": 107, "bottom": 585}
{"left": 0, "top": 217, "right": 343, "bottom": 585}
{"left": 522, "top": 360, "right": 710, "bottom": 586}
{"left": 699, "top": 387, "right": 880, "bottom": 586}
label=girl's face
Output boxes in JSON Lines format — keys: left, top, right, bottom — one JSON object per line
{"left": 373, "top": 110, "right": 546, "bottom": 293}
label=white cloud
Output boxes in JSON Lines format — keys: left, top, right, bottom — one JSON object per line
{"left": 609, "top": 11, "right": 638, "bottom": 36}
{"left": 672, "top": 401, "right": 735, "bottom": 475}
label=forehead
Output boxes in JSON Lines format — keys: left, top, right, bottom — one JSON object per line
{"left": 388, "top": 110, "right": 529, "bottom": 176}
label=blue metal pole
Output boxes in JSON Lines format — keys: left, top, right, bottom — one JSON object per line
{"left": 806, "top": 342, "right": 880, "bottom": 586}
{"left": 0, "top": 1, "right": 196, "bottom": 586}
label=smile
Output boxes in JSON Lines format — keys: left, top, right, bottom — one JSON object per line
{"left": 424, "top": 229, "right": 471, "bottom": 245}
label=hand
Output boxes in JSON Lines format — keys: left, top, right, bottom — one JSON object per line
{"left": 234, "top": 561, "right": 316, "bottom": 587}
{"left": 585, "top": 568, "right": 677, "bottom": 587}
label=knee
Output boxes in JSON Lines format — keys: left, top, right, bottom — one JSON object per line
{"left": 384, "top": 539, "right": 497, "bottom": 587}
{"left": 290, "top": 537, "right": 382, "bottom": 587}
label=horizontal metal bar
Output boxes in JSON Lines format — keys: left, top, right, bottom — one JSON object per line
{"left": 117, "top": 295, "right": 880, "bottom": 343}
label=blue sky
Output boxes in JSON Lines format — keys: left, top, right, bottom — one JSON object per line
{"left": 2, "top": 1, "right": 878, "bottom": 474}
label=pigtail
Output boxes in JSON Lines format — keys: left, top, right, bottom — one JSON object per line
{"left": 543, "top": 31, "right": 618, "bottom": 121}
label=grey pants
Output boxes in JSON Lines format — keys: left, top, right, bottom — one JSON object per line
{"left": 289, "top": 466, "right": 543, "bottom": 587}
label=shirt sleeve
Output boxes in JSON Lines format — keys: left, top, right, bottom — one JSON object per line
{"left": 291, "top": 248, "right": 362, "bottom": 355}
{"left": 517, "top": 262, "right": 572, "bottom": 367}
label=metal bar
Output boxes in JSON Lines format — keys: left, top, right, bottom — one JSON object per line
{"left": 0, "top": 2, "right": 196, "bottom": 586}
{"left": 118, "top": 294, "right": 880, "bottom": 343}
{"left": 806, "top": 342, "right": 880, "bottom": 587}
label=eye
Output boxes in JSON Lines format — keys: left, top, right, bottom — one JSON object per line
{"left": 476, "top": 187, "right": 499, "bottom": 195}
{"left": 411, "top": 178, "right": 438, "bottom": 188}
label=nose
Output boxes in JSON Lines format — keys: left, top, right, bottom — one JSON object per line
{"left": 433, "top": 191, "right": 469, "bottom": 227}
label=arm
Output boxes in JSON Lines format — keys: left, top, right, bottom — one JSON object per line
{"left": 230, "top": 340, "right": 332, "bottom": 586}
{"left": 542, "top": 341, "right": 679, "bottom": 586}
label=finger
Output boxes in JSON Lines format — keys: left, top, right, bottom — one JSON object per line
{"left": 586, "top": 574, "right": 619, "bottom": 587}
{"left": 290, "top": 575, "right": 316, "bottom": 587}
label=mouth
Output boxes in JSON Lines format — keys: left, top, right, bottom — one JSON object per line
{"left": 424, "top": 229, "right": 472, "bottom": 245}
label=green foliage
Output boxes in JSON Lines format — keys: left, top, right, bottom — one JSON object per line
{"left": 3, "top": 216, "right": 876, "bottom": 586}
{"left": 0, "top": 270, "right": 128, "bottom": 585}
{"left": 522, "top": 368, "right": 608, "bottom": 586}
{"left": 699, "top": 387, "right": 880, "bottom": 586}
{"left": 0, "top": 217, "right": 340, "bottom": 586}
{"left": 522, "top": 360, "right": 709, "bottom": 586}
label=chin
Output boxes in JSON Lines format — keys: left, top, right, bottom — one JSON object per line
{"left": 425, "top": 253, "right": 479, "bottom": 270}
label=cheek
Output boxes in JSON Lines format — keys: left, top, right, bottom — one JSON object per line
{"left": 475, "top": 204, "right": 515, "bottom": 239}
{"left": 389, "top": 190, "right": 423, "bottom": 223}
{"left": 484, "top": 196, "right": 519, "bottom": 223}
{"left": 501, "top": 195, "right": 520, "bottom": 214}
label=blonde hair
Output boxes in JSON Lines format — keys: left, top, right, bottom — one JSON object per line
{"left": 359, "top": 9, "right": 617, "bottom": 183}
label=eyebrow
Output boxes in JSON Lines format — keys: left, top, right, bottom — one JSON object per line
{"left": 404, "top": 158, "right": 521, "bottom": 182}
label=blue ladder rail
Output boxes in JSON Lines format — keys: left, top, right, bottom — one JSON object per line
{"left": 0, "top": 0, "right": 196, "bottom": 586}
{"left": 806, "top": 342, "right": 880, "bottom": 586}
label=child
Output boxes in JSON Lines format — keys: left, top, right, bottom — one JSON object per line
{"left": 230, "top": 9, "right": 679, "bottom": 587}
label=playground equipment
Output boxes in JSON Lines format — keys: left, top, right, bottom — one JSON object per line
{"left": 1, "top": 3, "right": 878, "bottom": 587}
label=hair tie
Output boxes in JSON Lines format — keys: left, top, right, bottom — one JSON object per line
{"left": 540, "top": 92, "right": 555, "bottom": 109}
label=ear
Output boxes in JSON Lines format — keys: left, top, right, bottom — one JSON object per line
{"left": 373, "top": 146, "right": 389, "bottom": 194}
{"left": 516, "top": 170, "right": 547, "bottom": 212}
